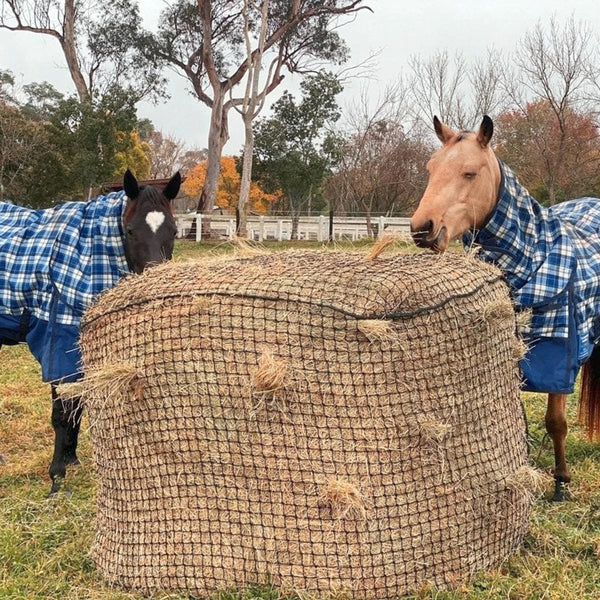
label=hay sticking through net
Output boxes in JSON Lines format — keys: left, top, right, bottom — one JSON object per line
{"left": 251, "top": 351, "right": 288, "bottom": 393}
{"left": 512, "top": 339, "right": 529, "bottom": 361}
{"left": 231, "top": 235, "right": 271, "bottom": 256}
{"left": 79, "top": 250, "right": 532, "bottom": 599}
{"left": 318, "top": 478, "right": 369, "bottom": 521}
{"left": 479, "top": 299, "right": 515, "bottom": 326}
{"left": 506, "top": 466, "right": 548, "bottom": 498}
{"left": 419, "top": 419, "right": 453, "bottom": 444}
{"left": 56, "top": 363, "right": 142, "bottom": 401}
{"left": 356, "top": 319, "right": 399, "bottom": 343}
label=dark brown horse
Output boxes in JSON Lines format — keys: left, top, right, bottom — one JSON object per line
{"left": 0, "top": 170, "right": 181, "bottom": 494}
{"left": 410, "top": 115, "right": 600, "bottom": 501}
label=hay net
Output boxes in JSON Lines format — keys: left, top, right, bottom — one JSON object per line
{"left": 79, "top": 250, "right": 533, "bottom": 599}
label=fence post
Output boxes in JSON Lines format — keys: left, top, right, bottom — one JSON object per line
{"left": 277, "top": 219, "right": 283, "bottom": 242}
{"left": 196, "top": 214, "right": 202, "bottom": 242}
{"left": 329, "top": 210, "right": 334, "bottom": 243}
{"left": 318, "top": 215, "right": 325, "bottom": 242}
{"left": 378, "top": 216, "right": 386, "bottom": 238}
{"left": 228, "top": 219, "right": 235, "bottom": 240}
{"left": 259, "top": 216, "right": 265, "bottom": 242}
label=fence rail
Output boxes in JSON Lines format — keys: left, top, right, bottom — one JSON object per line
{"left": 176, "top": 214, "right": 412, "bottom": 242}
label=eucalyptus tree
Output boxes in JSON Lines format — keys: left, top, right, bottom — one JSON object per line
{"left": 0, "top": 0, "right": 164, "bottom": 103}
{"left": 139, "top": 0, "right": 370, "bottom": 228}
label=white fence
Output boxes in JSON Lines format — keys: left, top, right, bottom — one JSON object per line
{"left": 176, "top": 214, "right": 412, "bottom": 242}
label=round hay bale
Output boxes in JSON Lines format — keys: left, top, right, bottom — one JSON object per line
{"left": 79, "top": 251, "right": 533, "bottom": 598}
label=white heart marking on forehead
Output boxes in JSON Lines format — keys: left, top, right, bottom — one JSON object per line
{"left": 146, "top": 211, "right": 166, "bottom": 234}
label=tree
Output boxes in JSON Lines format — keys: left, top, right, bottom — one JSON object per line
{"left": 496, "top": 100, "right": 600, "bottom": 204}
{"left": 235, "top": 0, "right": 271, "bottom": 235}
{"left": 501, "top": 17, "right": 598, "bottom": 204}
{"left": 0, "top": 0, "right": 164, "bottom": 103}
{"left": 16, "top": 82, "right": 149, "bottom": 202}
{"left": 147, "top": 130, "right": 186, "bottom": 179}
{"left": 114, "top": 130, "right": 151, "bottom": 180}
{"left": 409, "top": 49, "right": 508, "bottom": 133}
{"left": 0, "top": 69, "right": 16, "bottom": 104}
{"left": 146, "top": 130, "right": 208, "bottom": 179}
{"left": 326, "top": 84, "right": 430, "bottom": 233}
{"left": 0, "top": 102, "right": 54, "bottom": 204}
{"left": 253, "top": 72, "right": 342, "bottom": 237}
{"left": 183, "top": 155, "right": 278, "bottom": 214}
{"left": 140, "top": 0, "right": 370, "bottom": 231}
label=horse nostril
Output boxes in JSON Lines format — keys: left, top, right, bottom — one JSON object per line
{"left": 410, "top": 219, "right": 434, "bottom": 247}
{"left": 410, "top": 219, "right": 433, "bottom": 235}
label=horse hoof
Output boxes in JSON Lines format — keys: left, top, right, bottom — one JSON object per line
{"left": 48, "top": 478, "right": 73, "bottom": 499}
{"left": 551, "top": 480, "right": 571, "bottom": 502}
{"left": 65, "top": 456, "right": 81, "bottom": 467}
{"left": 48, "top": 476, "right": 63, "bottom": 497}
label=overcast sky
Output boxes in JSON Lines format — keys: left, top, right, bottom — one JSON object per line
{"left": 1, "top": 0, "right": 600, "bottom": 154}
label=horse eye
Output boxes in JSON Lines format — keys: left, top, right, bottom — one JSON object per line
{"left": 126, "top": 228, "right": 135, "bottom": 237}
{"left": 464, "top": 172, "right": 476, "bottom": 180}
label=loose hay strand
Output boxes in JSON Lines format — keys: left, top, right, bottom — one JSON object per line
{"left": 364, "top": 234, "right": 400, "bottom": 261}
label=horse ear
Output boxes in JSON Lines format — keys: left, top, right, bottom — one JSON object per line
{"left": 123, "top": 169, "right": 139, "bottom": 199}
{"left": 433, "top": 115, "right": 454, "bottom": 145}
{"left": 163, "top": 171, "right": 181, "bottom": 201}
{"left": 477, "top": 115, "right": 494, "bottom": 147}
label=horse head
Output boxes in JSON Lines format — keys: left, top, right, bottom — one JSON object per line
{"left": 410, "top": 115, "right": 501, "bottom": 252}
{"left": 122, "top": 170, "right": 181, "bottom": 274}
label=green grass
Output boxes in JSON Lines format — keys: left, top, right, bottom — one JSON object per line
{"left": 1, "top": 240, "right": 600, "bottom": 599}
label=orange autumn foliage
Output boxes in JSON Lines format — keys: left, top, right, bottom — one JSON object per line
{"left": 182, "top": 156, "right": 278, "bottom": 214}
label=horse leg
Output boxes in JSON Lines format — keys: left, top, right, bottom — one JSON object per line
{"left": 545, "top": 392, "right": 571, "bottom": 501}
{"left": 49, "top": 385, "right": 82, "bottom": 495}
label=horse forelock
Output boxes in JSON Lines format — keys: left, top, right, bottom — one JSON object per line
{"left": 428, "top": 130, "right": 485, "bottom": 168}
{"left": 123, "top": 185, "right": 174, "bottom": 225}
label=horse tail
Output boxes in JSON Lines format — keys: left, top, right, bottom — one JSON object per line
{"left": 579, "top": 345, "right": 600, "bottom": 440}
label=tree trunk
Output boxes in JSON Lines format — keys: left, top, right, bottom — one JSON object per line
{"left": 548, "top": 181, "right": 556, "bottom": 206}
{"left": 195, "top": 90, "right": 229, "bottom": 238}
{"left": 362, "top": 195, "right": 375, "bottom": 237}
{"left": 291, "top": 214, "right": 300, "bottom": 240}
{"left": 289, "top": 195, "right": 299, "bottom": 240}
{"left": 237, "top": 0, "right": 271, "bottom": 238}
{"left": 237, "top": 116, "right": 253, "bottom": 236}
{"left": 62, "top": 0, "right": 89, "bottom": 102}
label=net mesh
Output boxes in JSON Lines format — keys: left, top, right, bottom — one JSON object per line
{"left": 78, "top": 250, "right": 533, "bottom": 598}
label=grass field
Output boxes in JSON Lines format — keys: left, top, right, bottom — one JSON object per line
{"left": 1, "top": 240, "right": 600, "bottom": 600}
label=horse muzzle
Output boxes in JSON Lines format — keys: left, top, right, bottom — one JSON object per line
{"left": 410, "top": 220, "right": 447, "bottom": 252}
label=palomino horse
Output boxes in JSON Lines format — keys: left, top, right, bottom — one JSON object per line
{"left": 0, "top": 170, "right": 181, "bottom": 494}
{"left": 411, "top": 115, "right": 600, "bottom": 501}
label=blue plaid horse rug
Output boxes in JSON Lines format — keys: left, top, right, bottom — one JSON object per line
{"left": 0, "top": 192, "right": 129, "bottom": 383}
{"left": 462, "top": 161, "right": 600, "bottom": 395}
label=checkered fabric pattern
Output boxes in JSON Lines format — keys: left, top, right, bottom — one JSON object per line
{"left": 463, "top": 161, "right": 600, "bottom": 362}
{"left": 0, "top": 192, "right": 129, "bottom": 328}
